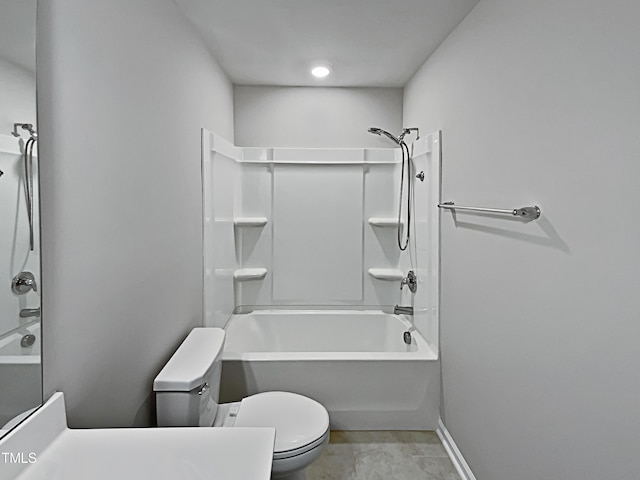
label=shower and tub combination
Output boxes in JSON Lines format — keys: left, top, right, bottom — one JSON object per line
{"left": 202, "top": 127, "right": 441, "bottom": 429}
{"left": 368, "top": 126, "right": 419, "bottom": 252}
{"left": 0, "top": 123, "right": 41, "bottom": 429}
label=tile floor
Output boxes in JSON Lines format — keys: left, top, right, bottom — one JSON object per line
{"left": 307, "top": 431, "right": 462, "bottom": 480}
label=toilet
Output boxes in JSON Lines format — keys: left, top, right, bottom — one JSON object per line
{"left": 153, "top": 327, "right": 329, "bottom": 480}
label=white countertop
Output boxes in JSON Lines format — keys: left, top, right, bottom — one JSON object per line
{"left": 16, "top": 427, "right": 275, "bottom": 480}
{"left": 1, "top": 393, "right": 275, "bottom": 480}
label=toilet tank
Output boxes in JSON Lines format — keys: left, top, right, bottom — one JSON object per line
{"left": 153, "top": 328, "right": 225, "bottom": 427}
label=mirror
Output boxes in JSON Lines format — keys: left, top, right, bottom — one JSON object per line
{"left": 0, "top": 0, "right": 41, "bottom": 438}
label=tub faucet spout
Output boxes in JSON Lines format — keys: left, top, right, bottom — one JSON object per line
{"left": 394, "top": 305, "right": 413, "bottom": 315}
{"left": 19, "top": 308, "right": 40, "bottom": 318}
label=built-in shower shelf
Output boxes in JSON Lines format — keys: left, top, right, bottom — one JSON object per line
{"left": 368, "top": 217, "right": 403, "bottom": 227}
{"left": 234, "top": 217, "right": 268, "bottom": 228}
{"left": 368, "top": 269, "right": 404, "bottom": 281}
{"left": 233, "top": 268, "right": 268, "bottom": 281}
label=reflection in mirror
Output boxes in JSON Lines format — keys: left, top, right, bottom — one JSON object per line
{"left": 0, "top": 0, "right": 41, "bottom": 439}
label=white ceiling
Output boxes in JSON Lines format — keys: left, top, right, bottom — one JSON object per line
{"left": 174, "top": 0, "right": 480, "bottom": 87}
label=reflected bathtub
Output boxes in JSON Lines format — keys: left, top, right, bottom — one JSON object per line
{"left": 0, "top": 322, "right": 41, "bottom": 427}
{"left": 221, "top": 310, "right": 439, "bottom": 430}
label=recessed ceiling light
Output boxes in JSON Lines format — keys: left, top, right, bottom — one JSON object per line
{"left": 311, "top": 65, "right": 331, "bottom": 78}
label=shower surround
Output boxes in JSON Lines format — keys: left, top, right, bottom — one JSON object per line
{"left": 202, "top": 130, "right": 441, "bottom": 429}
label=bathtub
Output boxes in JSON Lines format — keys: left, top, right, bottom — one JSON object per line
{"left": 220, "top": 310, "right": 440, "bottom": 430}
{"left": 0, "top": 322, "right": 42, "bottom": 427}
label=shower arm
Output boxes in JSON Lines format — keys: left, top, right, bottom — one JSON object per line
{"left": 399, "top": 127, "right": 419, "bottom": 142}
{"left": 12, "top": 123, "right": 36, "bottom": 138}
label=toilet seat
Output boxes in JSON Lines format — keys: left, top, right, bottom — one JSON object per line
{"left": 272, "top": 429, "right": 329, "bottom": 460}
{"left": 233, "top": 391, "right": 330, "bottom": 456}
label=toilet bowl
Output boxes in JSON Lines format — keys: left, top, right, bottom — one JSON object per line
{"left": 153, "top": 328, "right": 329, "bottom": 480}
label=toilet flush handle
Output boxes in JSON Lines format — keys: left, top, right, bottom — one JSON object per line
{"left": 197, "top": 382, "right": 210, "bottom": 396}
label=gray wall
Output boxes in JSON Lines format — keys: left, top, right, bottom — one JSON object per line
{"left": 234, "top": 86, "right": 402, "bottom": 148}
{"left": 37, "top": 0, "right": 234, "bottom": 427}
{"left": 404, "top": 0, "right": 640, "bottom": 479}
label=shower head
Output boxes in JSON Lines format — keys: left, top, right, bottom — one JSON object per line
{"left": 368, "top": 127, "right": 401, "bottom": 145}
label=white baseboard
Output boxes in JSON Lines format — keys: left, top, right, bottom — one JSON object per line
{"left": 436, "top": 418, "right": 477, "bottom": 480}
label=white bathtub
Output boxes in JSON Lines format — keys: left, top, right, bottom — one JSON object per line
{"left": 221, "top": 310, "right": 440, "bottom": 430}
{"left": 0, "top": 322, "right": 42, "bottom": 427}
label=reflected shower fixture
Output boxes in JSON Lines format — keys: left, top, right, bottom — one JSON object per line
{"left": 12, "top": 122, "right": 38, "bottom": 251}
{"left": 12, "top": 123, "right": 37, "bottom": 139}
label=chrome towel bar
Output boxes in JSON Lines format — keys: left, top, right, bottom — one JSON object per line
{"left": 438, "top": 201, "right": 541, "bottom": 220}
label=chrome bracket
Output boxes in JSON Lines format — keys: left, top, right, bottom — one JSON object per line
{"left": 513, "top": 206, "right": 541, "bottom": 219}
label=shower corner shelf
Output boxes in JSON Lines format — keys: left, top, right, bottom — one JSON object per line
{"left": 368, "top": 217, "right": 404, "bottom": 228}
{"left": 367, "top": 268, "right": 404, "bottom": 281}
{"left": 233, "top": 217, "right": 268, "bottom": 228}
{"left": 233, "top": 268, "right": 268, "bottom": 281}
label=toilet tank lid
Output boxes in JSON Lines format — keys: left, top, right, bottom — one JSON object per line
{"left": 153, "top": 328, "right": 225, "bottom": 392}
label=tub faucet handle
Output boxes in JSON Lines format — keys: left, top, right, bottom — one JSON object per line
{"left": 11, "top": 271, "right": 37, "bottom": 295}
{"left": 400, "top": 270, "right": 417, "bottom": 293}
